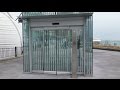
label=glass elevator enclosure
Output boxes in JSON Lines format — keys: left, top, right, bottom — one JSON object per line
{"left": 21, "top": 12, "right": 93, "bottom": 77}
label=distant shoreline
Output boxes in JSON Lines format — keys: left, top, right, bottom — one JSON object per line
{"left": 93, "top": 45, "right": 120, "bottom": 52}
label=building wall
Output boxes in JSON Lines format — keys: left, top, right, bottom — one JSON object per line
{"left": 30, "top": 17, "right": 84, "bottom": 27}
{"left": 0, "top": 13, "right": 22, "bottom": 48}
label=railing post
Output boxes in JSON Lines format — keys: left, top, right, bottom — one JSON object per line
{"left": 15, "top": 47, "right": 17, "bottom": 57}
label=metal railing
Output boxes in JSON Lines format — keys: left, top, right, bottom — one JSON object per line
{"left": 0, "top": 47, "right": 23, "bottom": 60}
{"left": 93, "top": 40, "right": 120, "bottom": 46}
{"left": 93, "top": 40, "right": 120, "bottom": 51}
{"left": 100, "top": 40, "right": 120, "bottom": 46}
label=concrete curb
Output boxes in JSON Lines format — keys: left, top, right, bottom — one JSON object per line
{"left": 0, "top": 55, "right": 23, "bottom": 62}
{"left": 93, "top": 48, "right": 120, "bottom": 52}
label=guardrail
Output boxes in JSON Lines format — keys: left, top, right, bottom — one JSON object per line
{"left": 93, "top": 44, "right": 120, "bottom": 51}
{"left": 0, "top": 47, "right": 23, "bottom": 60}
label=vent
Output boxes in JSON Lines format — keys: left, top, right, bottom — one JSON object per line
{"left": 52, "top": 22, "right": 59, "bottom": 25}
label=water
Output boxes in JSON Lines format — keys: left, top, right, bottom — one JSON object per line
{"left": 100, "top": 40, "right": 120, "bottom": 46}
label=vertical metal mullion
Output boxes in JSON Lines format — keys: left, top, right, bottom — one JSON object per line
{"left": 86, "top": 19, "right": 88, "bottom": 75}
{"left": 81, "top": 27, "right": 82, "bottom": 73}
{"left": 49, "top": 30, "right": 51, "bottom": 71}
{"left": 81, "top": 27, "right": 84, "bottom": 73}
{"left": 36, "top": 33, "right": 37, "bottom": 70}
{"left": 58, "top": 30, "right": 60, "bottom": 72}
{"left": 63, "top": 30, "right": 65, "bottom": 71}
{"left": 44, "top": 30, "right": 46, "bottom": 71}
{"left": 78, "top": 29, "right": 80, "bottom": 72}
{"left": 86, "top": 17, "right": 88, "bottom": 75}
{"left": 33, "top": 32, "right": 35, "bottom": 70}
{"left": 35, "top": 33, "right": 37, "bottom": 70}
{"left": 38, "top": 30, "right": 40, "bottom": 70}
{"left": 88, "top": 17, "right": 90, "bottom": 75}
{"left": 87, "top": 17, "right": 89, "bottom": 75}
{"left": 91, "top": 16, "right": 93, "bottom": 75}
{"left": 43, "top": 30, "right": 45, "bottom": 72}
{"left": 29, "top": 26, "right": 32, "bottom": 73}
{"left": 81, "top": 28, "right": 82, "bottom": 73}
{"left": 53, "top": 30, "right": 55, "bottom": 71}
{"left": 55, "top": 30, "right": 56, "bottom": 72}
{"left": 60, "top": 30, "right": 62, "bottom": 71}
{"left": 67, "top": 30, "right": 69, "bottom": 72}
{"left": 65, "top": 30, "right": 67, "bottom": 72}
{"left": 64, "top": 30, "right": 66, "bottom": 72}
{"left": 37, "top": 31, "right": 38, "bottom": 70}
{"left": 47, "top": 30, "right": 49, "bottom": 71}
{"left": 69, "top": 30, "right": 71, "bottom": 72}
{"left": 70, "top": 29, "right": 72, "bottom": 74}
{"left": 53, "top": 30, "right": 54, "bottom": 71}
{"left": 47, "top": 30, "right": 50, "bottom": 71}
{"left": 51, "top": 30, "right": 53, "bottom": 71}
{"left": 46, "top": 30, "right": 48, "bottom": 71}
{"left": 50, "top": 30, "right": 52, "bottom": 71}
{"left": 45, "top": 30, "right": 47, "bottom": 71}
{"left": 90, "top": 16, "right": 92, "bottom": 75}
{"left": 39, "top": 30, "right": 42, "bottom": 71}
{"left": 62, "top": 30, "right": 64, "bottom": 71}
{"left": 66, "top": 30, "right": 67, "bottom": 72}
{"left": 56, "top": 30, "right": 58, "bottom": 75}
{"left": 79, "top": 29, "right": 81, "bottom": 73}
{"left": 40, "top": 30, "right": 42, "bottom": 70}
{"left": 83, "top": 17, "right": 86, "bottom": 76}
{"left": 32, "top": 34, "right": 35, "bottom": 70}
{"left": 54, "top": 30, "right": 56, "bottom": 72}
{"left": 35, "top": 31, "right": 37, "bottom": 70}
{"left": 59, "top": 30, "right": 61, "bottom": 71}
{"left": 69, "top": 30, "right": 71, "bottom": 73}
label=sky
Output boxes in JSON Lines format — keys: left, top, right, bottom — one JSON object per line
{"left": 9, "top": 12, "right": 120, "bottom": 41}
{"left": 93, "top": 12, "right": 120, "bottom": 40}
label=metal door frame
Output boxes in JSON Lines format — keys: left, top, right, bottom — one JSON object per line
{"left": 29, "top": 25, "right": 84, "bottom": 77}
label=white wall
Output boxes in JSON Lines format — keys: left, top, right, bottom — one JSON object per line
{"left": 0, "top": 12, "right": 22, "bottom": 48}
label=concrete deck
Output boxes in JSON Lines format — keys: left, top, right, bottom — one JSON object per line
{"left": 0, "top": 49, "right": 120, "bottom": 79}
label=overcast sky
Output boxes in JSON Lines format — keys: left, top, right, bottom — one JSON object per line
{"left": 93, "top": 12, "right": 120, "bottom": 40}
{"left": 10, "top": 12, "right": 120, "bottom": 41}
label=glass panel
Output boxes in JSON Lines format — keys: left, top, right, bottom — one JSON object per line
{"left": 84, "top": 16, "right": 93, "bottom": 76}
{"left": 31, "top": 28, "right": 72, "bottom": 72}
{"left": 23, "top": 19, "right": 30, "bottom": 72}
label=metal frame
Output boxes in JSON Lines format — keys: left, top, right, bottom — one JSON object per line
{"left": 71, "top": 30, "right": 78, "bottom": 78}
{"left": 22, "top": 12, "right": 93, "bottom": 78}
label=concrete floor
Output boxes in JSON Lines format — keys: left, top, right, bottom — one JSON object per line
{"left": 0, "top": 49, "right": 120, "bottom": 79}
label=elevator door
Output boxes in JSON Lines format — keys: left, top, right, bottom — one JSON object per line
{"left": 31, "top": 27, "right": 72, "bottom": 73}
{"left": 30, "top": 26, "right": 84, "bottom": 74}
